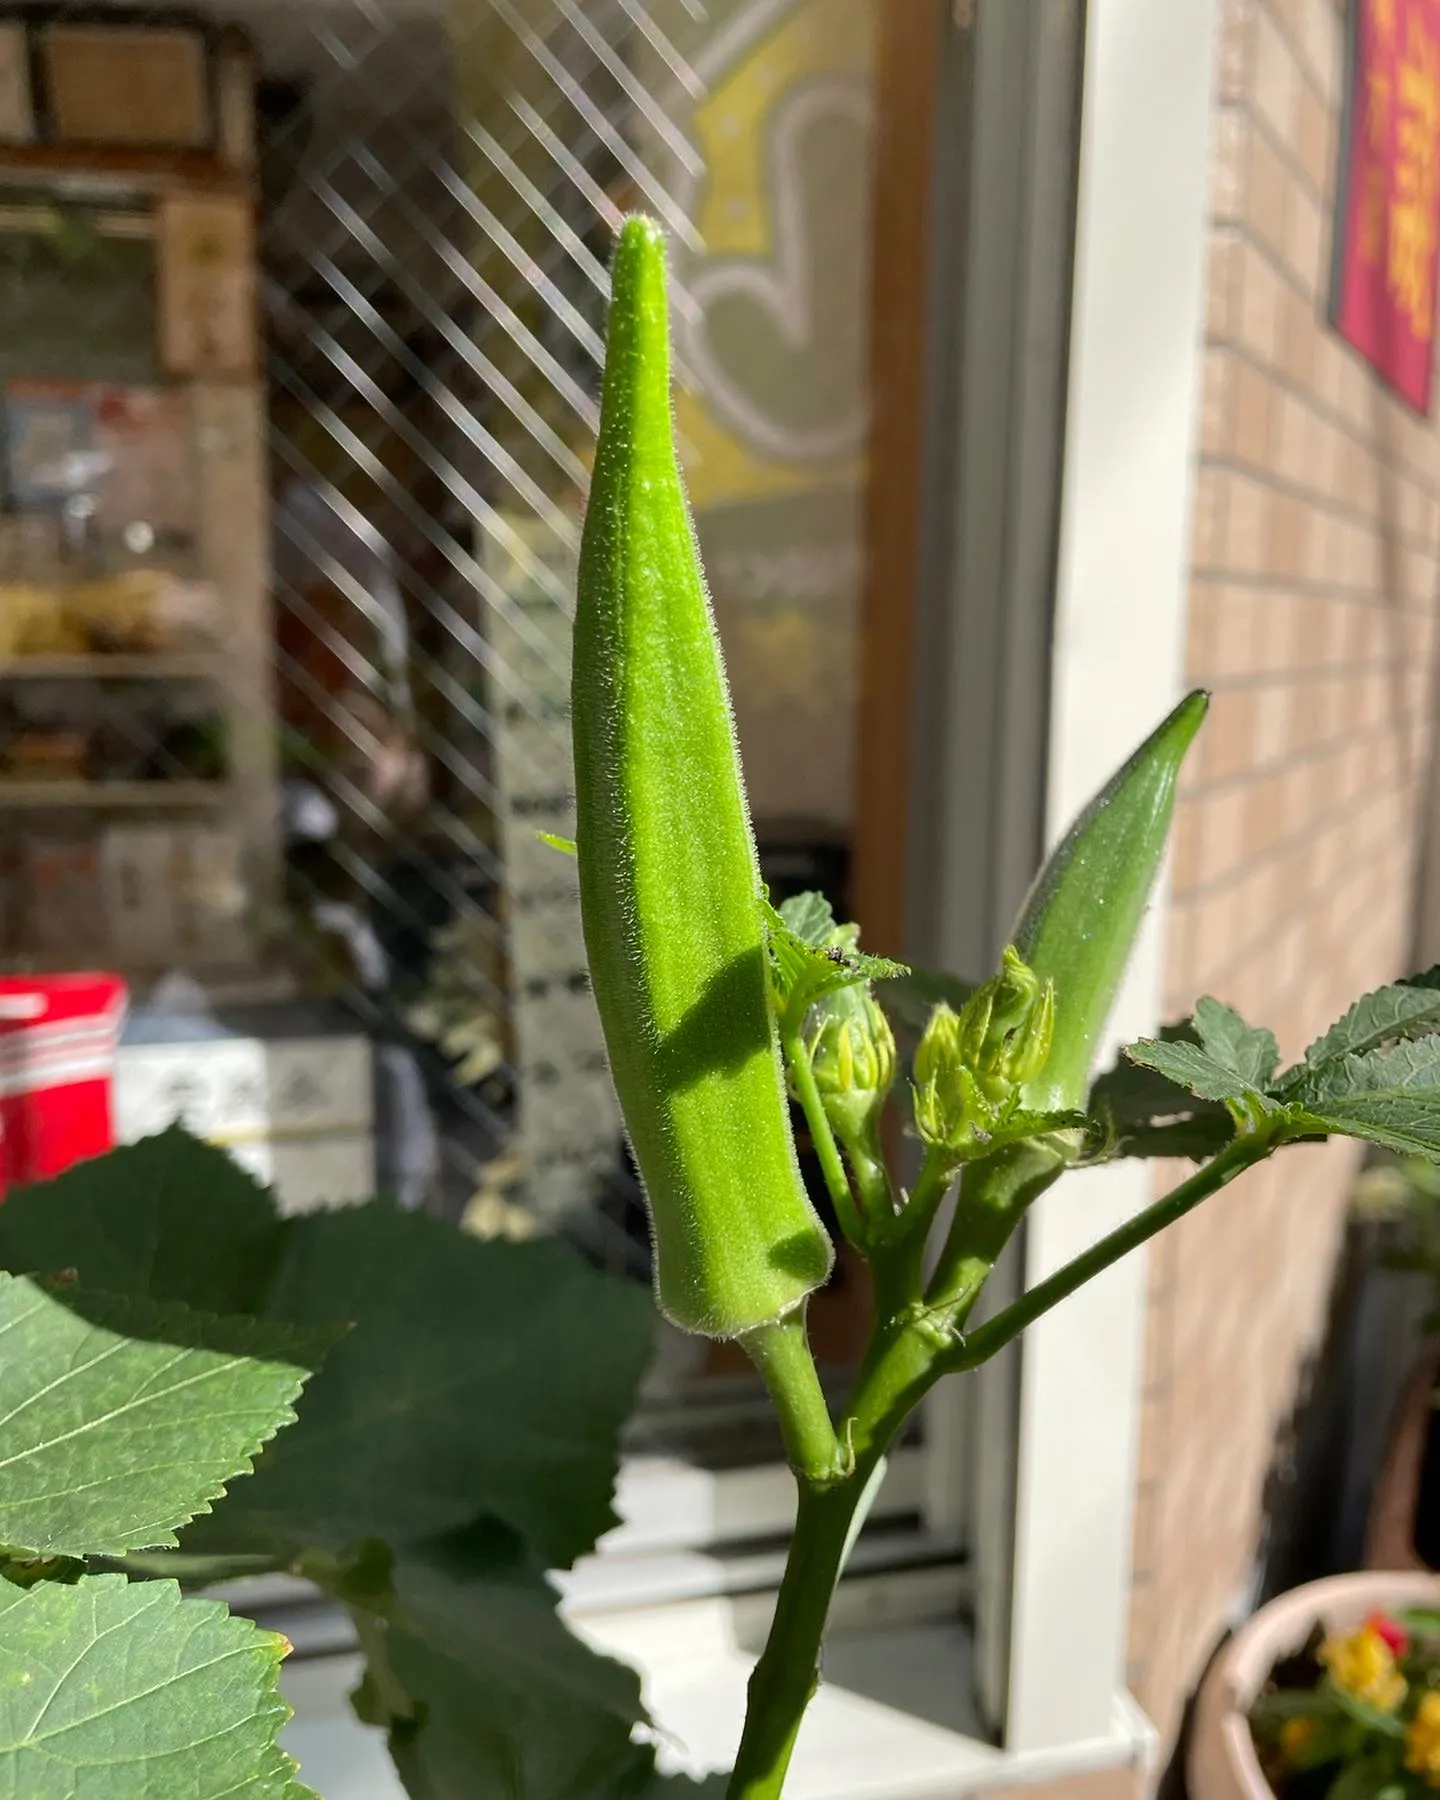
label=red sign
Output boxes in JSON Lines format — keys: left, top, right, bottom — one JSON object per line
{"left": 1332, "top": 0, "right": 1440, "bottom": 413}
{"left": 0, "top": 975, "right": 126, "bottom": 1195}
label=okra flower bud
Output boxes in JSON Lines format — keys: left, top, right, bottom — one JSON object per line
{"left": 808, "top": 983, "right": 897, "bottom": 1146}
{"left": 912, "top": 950, "right": 1054, "bottom": 1155}
{"left": 572, "top": 218, "right": 834, "bottom": 1338}
{"left": 958, "top": 946, "right": 1055, "bottom": 1104}
{"left": 912, "top": 1003, "right": 975, "bottom": 1154}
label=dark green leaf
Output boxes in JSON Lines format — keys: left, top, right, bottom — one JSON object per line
{"left": 1088, "top": 1029, "right": 1235, "bottom": 1161}
{"left": 1291, "top": 1092, "right": 1440, "bottom": 1161}
{"left": 361, "top": 1621, "right": 722, "bottom": 1800}
{"left": 0, "top": 1574, "right": 313, "bottom": 1798}
{"left": 185, "top": 1203, "right": 653, "bottom": 1570}
{"left": 1124, "top": 1037, "right": 1269, "bottom": 1107}
{"left": 0, "top": 1129, "right": 281, "bottom": 1314}
{"left": 1289, "top": 968, "right": 1440, "bottom": 1082}
{"left": 1292, "top": 1038, "right": 1440, "bottom": 1106}
{"left": 302, "top": 1521, "right": 644, "bottom": 1727}
{"left": 1192, "top": 996, "right": 1280, "bottom": 1088}
{"left": 1286, "top": 1039, "right": 1440, "bottom": 1159}
{"left": 0, "top": 1274, "right": 328, "bottom": 1559}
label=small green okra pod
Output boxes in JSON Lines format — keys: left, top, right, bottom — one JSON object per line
{"left": 572, "top": 217, "right": 834, "bottom": 1338}
{"left": 1012, "top": 690, "right": 1209, "bottom": 1112}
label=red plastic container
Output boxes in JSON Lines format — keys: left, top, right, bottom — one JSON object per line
{"left": 0, "top": 975, "right": 128, "bottom": 1195}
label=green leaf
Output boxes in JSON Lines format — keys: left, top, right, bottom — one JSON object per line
{"left": 302, "top": 1522, "right": 645, "bottom": 1727}
{"left": 1292, "top": 1091, "right": 1440, "bottom": 1160}
{"left": 537, "top": 832, "right": 577, "bottom": 857}
{"left": 185, "top": 1203, "right": 654, "bottom": 1569}
{"left": 0, "top": 1573, "right": 313, "bottom": 1798}
{"left": 0, "top": 1129, "right": 281, "bottom": 1315}
{"left": 359, "top": 1621, "right": 722, "bottom": 1800}
{"left": 1125, "top": 998, "right": 1284, "bottom": 1117}
{"left": 1124, "top": 1037, "right": 1268, "bottom": 1106}
{"left": 1293, "top": 1037, "right": 1440, "bottom": 1105}
{"left": 981, "top": 1109, "right": 1092, "bottom": 1155}
{"left": 1192, "top": 996, "right": 1280, "bottom": 1088}
{"left": 776, "top": 890, "right": 835, "bottom": 946}
{"left": 1397, "top": 1606, "right": 1440, "bottom": 1637}
{"left": 1087, "top": 1034, "right": 1235, "bottom": 1161}
{"left": 1326, "top": 1679, "right": 1408, "bottom": 1739}
{"left": 0, "top": 1274, "right": 328, "bottom": 1559}
{"left": 1289, "top": 968, "right": 1440, "bottom": 1083}
{"left": 1285, "top": 1040, "right": 1440, "bottom": 1160}
{"left": 763, "top": 897, "right": 907, "bottom": 1031}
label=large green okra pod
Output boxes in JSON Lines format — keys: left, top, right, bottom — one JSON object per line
{"left": 573, "top": 217, "right": 834, "bottom": 1338}
{"left": 1013, "top": 691, "right": 1208, "bottom": 1111}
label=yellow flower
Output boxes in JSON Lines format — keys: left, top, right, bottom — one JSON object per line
{"left": 1407, "top": 1691, "right": 1440, "bottom": 1784}
{"left": 1320, "top": 1623, "right": 1407, "bottom": 1712}
{"left": 1279, "top": 1717, "right": 1318, "bottom": 1762}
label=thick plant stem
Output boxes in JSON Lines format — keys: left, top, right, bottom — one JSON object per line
{"left": 727, "top": 1321, "right": 937, "bottom": 1800}
{"left": 742, "top": 1310, "right": 843, "bottom": 1482}
{"left": 726, "top": 1466, "right": 877, "bottom": 1800}
{"left": 945, "top": 1132, "right": 1272, "bottom": 1372}
{"left": 782, "top": 1029, "right": 867, "bottom": 1249}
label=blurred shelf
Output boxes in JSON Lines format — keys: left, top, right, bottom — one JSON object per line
{"left": 0, "top": 653, "right": 217, "bottom": 680}
{"left": 0, "top": 145, "right": 247, "bottom": 194}
{"left": 0, "top": 779, "right": 227, "bottom": 807}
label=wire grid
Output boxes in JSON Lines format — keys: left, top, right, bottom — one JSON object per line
{"left": 258, "top": 0, "right": 715, "bottom": 1274}
{"left": 0, "top": 4, "right": 876, "bottom": 1372}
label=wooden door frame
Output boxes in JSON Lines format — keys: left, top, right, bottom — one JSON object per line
{"left": 852, "top": 0, "right": 946, "bottom": 956}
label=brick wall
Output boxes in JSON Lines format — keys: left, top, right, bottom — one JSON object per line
{"left": 1124, "top": 0, "right": 1440, "bottom": 1753}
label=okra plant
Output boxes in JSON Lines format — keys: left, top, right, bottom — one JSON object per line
{"left": 575, "top": 217, "right": 1440, "bottom": 1800}
{"left": 5, "top": 218, "right": 1440, "bottom": 1800}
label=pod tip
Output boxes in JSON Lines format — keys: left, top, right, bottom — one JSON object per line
{"left": 1168, "top": 687, "right": 1210, "bottom": 746}
{"left": 617, "top": 213, "right": 666, "bottom": 256}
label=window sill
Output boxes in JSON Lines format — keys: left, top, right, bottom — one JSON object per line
{"left": 279, "top": 1615, "right": 1156, "bottom": 1800}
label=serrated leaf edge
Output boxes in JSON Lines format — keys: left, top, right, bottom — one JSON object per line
{"left": 0, "top": 1276, "right": 331, "bottom": 1559}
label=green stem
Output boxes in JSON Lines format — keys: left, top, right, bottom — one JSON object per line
{"left": 837, "top": 1117, "right": 896, "bottom": 1231}
{"left": 726, "top": 1471, "right": 874, "bottom": 1800}
{"left": 741, "top": 1310, "right": 843, "bottom": 1482}
{"left": 864, "top": 1148, "right": 950, "bottom": 1323}
{"left": 944, "top": 1133, "right": 1271, "bottom": 1372}
{"left": 923, "top": 1138, "right": 1068, "bottom": 1318}
{"left": 783, "top": 1028, "right": 867, "bottom": 1249}
{"left": 727, "top": 1321, "right": 937, "bottom": 1800}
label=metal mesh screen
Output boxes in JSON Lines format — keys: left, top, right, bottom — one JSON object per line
{"left": 0, "top": 0, "right": 882, "bottom": 1435}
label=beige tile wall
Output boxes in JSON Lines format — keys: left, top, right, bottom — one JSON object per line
{"left": 1125, "top": 0, "right": 1440, "bottom": 1756}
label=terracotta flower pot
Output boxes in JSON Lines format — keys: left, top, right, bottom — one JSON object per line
{"left": 1188, "top": 1571, "right": 1440, "bottom": 1800}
